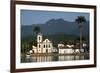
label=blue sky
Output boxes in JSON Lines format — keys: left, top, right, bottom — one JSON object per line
{"left": 21, "top": 9, "right": 89, "bottom": 25}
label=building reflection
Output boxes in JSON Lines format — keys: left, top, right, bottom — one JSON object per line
{"left": 21, "top": 54, "right": 89, "bottom": 63}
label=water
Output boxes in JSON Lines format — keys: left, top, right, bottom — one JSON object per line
{"left": 21, "top": 54, "right": 89, "bottom": 63}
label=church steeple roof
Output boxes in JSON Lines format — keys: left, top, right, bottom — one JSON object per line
{"left": 43, "top": 39, "right": 51, "bottom": 43}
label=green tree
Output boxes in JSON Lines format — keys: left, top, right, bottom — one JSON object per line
{"left": 33, "top": 26, "right": 41, "bottom": 35}
{"left": 75, "top": 16, "right": 86, "bottom": 52}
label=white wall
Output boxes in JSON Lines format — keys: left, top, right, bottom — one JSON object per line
{"left": 0, "top": 0, "right": 100, "bottom": 73}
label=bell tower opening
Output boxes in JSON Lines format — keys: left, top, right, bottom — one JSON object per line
{"left": 37, "top": 32, "right": 42, "bottom": 43}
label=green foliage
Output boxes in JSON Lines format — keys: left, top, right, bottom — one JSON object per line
{"left": 33, "top": 26, "right": 41, "bottom": 35}
{"left": 21, "top": 37, "right": 33, "bottom": 53}
{"left": 76, "top": 36, "right": 86, "bottom": 41}
{"left": 75, "top": 16, "right": 86, "bottom": 28}
{"left": 21, "top": 42, "right": 30, "bottom": 53}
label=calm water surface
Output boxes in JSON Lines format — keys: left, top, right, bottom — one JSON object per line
{"left": 21, "top": 54, "right": 89, "bottom": 63}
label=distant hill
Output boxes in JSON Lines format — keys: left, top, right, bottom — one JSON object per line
{"left": 21, "top": 18, "right": 89, "bottom": 40}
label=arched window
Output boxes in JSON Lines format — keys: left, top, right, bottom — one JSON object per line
{"left": 39, "top": 36, "right": 40, "bottom": 40}
{"left": 44, "top": 45, "right": 45, "bottom": 48}
{"left": 39, "top": 44, "right": 40, "bottom": 48}
{"left": 49, "top": 44, "right": 51, "bottom": 48}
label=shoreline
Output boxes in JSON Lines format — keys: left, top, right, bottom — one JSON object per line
{"left": 21, "top": 53, "right": 89, "bottom": 57}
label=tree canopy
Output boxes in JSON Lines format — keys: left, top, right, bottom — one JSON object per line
{"left": 75, "top": 16, "right": 86, "bottom": 28}
{"left": 33, "top": 26, "right": 41, "bottom": 35}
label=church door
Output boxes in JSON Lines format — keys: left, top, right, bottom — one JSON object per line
{"left": 46, "top": 49, "right": 48, "bottom": 53}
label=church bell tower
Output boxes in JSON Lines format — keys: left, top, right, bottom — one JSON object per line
{"left": 37, "top": 32, "right": 43, "bottom": 53}
{"left": 37, "top": 32, "right": 42, "bottom": 43}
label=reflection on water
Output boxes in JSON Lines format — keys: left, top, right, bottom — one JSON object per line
{"left": 21, "top": 54, "right": 89, "bottom": 63}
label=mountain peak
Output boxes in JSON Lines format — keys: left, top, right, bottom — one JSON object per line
{"left": 46, "top": 18, "right": 66, "bottom": 24}
{"left": 57, "top": 18, "right": 65, "bottom": 21}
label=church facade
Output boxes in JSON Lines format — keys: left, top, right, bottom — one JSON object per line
{"left": 32, "top": 33, "right": 53, "bottom": 53}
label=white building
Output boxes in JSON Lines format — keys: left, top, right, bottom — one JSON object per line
{"left": 66, "top": 44, "right": 74, "bottom": 48}
{"left": 75, "top": 49, "right": 80, "bottom": 53}
{"left": 59, "top": 48, "right": 74, "bottom": 54}
{"left": 42, "top": 39, "right": 53, "bottom": 53}
{"left": 32, "top": 33, "right": 53, "bottom": 53}
{"left": 58, "top": 44, "right": 74, "bottom": 54}
{"left": 32, "top": 45, "right": 37, "bottom": 53}
{"left": 58, "top": 44, "right": 64, "bottom": 48}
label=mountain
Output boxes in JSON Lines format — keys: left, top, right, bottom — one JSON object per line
{"left": 21, "top": 18, "right": 89, "bottom": 39}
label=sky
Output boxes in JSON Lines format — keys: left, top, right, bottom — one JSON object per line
{"left": 21, "top": 9, "right": 89, "bottom": 25}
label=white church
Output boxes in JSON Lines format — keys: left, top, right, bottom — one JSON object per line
{"left": 32, "top": 33, "right": 53, "bottom": 53}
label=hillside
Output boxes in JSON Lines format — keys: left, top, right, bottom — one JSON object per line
{"left": 21, "top": 18, "right": 89, "bottom": 39}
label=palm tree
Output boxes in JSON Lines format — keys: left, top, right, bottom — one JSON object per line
{"left": 75, "top": 16, "right": 86, "bottom": 52}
